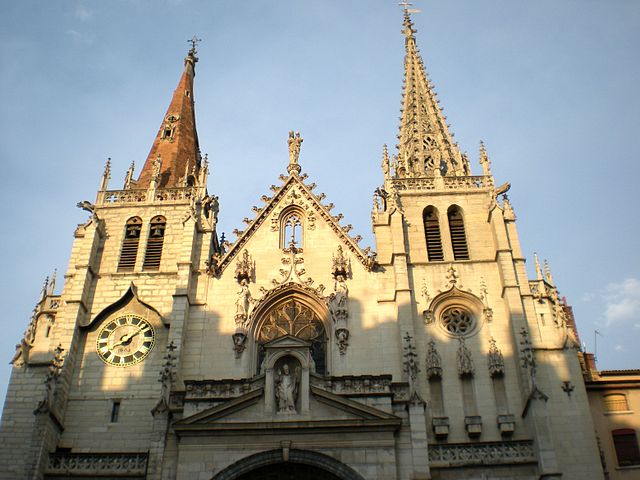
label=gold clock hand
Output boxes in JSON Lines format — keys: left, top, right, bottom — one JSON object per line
{"left": 110, "top": 330, "right": 140, "bottom": 349}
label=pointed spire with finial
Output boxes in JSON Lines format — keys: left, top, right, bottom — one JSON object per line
{"left": 479, "top": 140, "right": 492, "bottom": 176}
{"left": 48, "top": 269, "right": 57, "bottom": 295}
{"left": 534, "top": 253, "right": 543, "bottom": 280}
{"left": 99, "top": 158, "right": 111, "bottom": 191}
{"left": 136, "top": 37, "right": 202, "bottom": 188}
{"left": 124, "top": 161, "right": 135, "bottom": 189}
{"left": 544, "top": 259, "right": 555, "bottom": 286}
{"left": 381, "top": 144, "right": 390, "bottom": 180}
{"left": 396, "top": 5, "right": 464, "bottom": 178}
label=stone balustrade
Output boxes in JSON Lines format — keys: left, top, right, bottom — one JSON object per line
{"left": 47, "top": 452, "right": 148, "bottom": 476}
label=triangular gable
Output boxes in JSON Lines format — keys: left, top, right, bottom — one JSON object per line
{"left": 173, "top": 384, "right": 400, "bottom": 431}
{"left": 263, "top": 334, "right": 311, "bottom": 349}
{"left": 217, "top": 172, "right": 376, "bottom": 274}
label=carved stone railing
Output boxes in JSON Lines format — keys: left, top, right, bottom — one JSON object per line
{"left": 154, "top": 187, "right": 194, "bottom": 202}
{"left": 391, "top": 178, "right": 436, "bottom": 191}
{"left": 47, "top": 452, "right": 148, "bottom": 476}
{"left": 442, "top": 175, "right": 491, "bottom": 190}
{"left": 100, "top": 187, "right": 194, "bottom": 204}
{"left": 102, "top": 189, "right": 148, "bottom": 204}
{"left": 185, "top": 377, "right": 264, "bottom": 401}
{"left": 390, "top": 175, "right": 492, "bottom": 192}
{"left": 310, "top": 374, "right": 393, "bottom": 396}
{"left": 429, "top": 440, "right": 535, "bottom": 467}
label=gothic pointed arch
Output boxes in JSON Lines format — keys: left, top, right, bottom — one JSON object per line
{"left": 250, "top": 284, "right": 330, "bottom": 375}
{"left": 211, "top": 449, "right": 366, "bottom": 480}
{"left": 80, "top": 283, "right": 165, "bottom": 329}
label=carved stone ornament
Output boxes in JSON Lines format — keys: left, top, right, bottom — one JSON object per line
{"left": 235, "top": 250, "right": 253, "bottom": 283}
{"left": 456, "top": 337, "right": 474, "bottom": 377}
{"left": 232, "top": 332, "right": 247, "bottom": 359}
{"left": 153, "top": 341, "right": 177, "bottom": 415}
{"left": 287, "top": 131, "right": 303, "bottom": 175}
{"left": 402, "top": 332, "right": 420, "bottom": 386}
{"left": 487, "top": 337, "right": 505, "bottom": 378}
{"left": 331, "top": 245, "right": 350, "bottom": 279}
{"left": 262, "top": 247, "right": 324, "bottom": 297}
{"left": 426, "top": 340, "right": 442, "bottom": 379}
{"left": 234, "top": 280, "right": 252, "bottom": 331}
{"left": 519, "top": 327, "right": 536, "bottom": 384}
{"left": 422, "top": 279, "right": 434, "bottom": 324}
{"left": 479, "top": 277, "right": 493, "bottom": 322}
{"left": 335, "top": 328, "right": 349, "bottom": 355}
{"left": 151, "top": 154, "right": 162, "bottom": 184}
{"left": 205, "top": 252, "right": 222, "bottom": 277}
{"left": 202, "top": 194, "right": 219, "bottom": 230}
{"left": 35, "top": 344, "right": 65, "bottom": 414}
{"left": 275, "top": 360, "right": 301, "bottom": 414}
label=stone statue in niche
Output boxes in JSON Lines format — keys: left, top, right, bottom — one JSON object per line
{"left": 330, "top": 274, "right": 349, "bottom": 320}
{"left": 234, "top": 279, "right": 252, "bottom": 328}
{"left": 275, "top": 362, "right": 300, "bottom": 414}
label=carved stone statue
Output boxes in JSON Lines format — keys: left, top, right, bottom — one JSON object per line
{"left": 330, "top": 274, "right": 349, "bottom": 321}
{"left": 203, "top": 194, "right": 219, "bottom": 229}
{"left": 287, "top": 131, "right": 303, "bottom": 174}
{"left": 235, "top": 280, "right": 252, "bottom": 326}
{"left": 275, "top": 363, "right": 299, "bottom": 414}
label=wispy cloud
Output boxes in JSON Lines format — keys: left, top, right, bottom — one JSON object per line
{"left": 74, "top": 4, "right": 92, "bottom": 21}
{"left": 602, "top": 277, "right": 640, "bottom": 327}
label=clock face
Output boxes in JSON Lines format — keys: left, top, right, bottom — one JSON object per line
{"left": 96, "top": 315, "right": 155, "bottom": 366}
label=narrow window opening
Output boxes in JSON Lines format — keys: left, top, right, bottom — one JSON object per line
{"left": 281, "top": 212, "right": 303, "bottom": 249}
{"left": 143, "top": 216, "right": 166, "bottom": 270}
{"left": 448, "top": 206, "right": 469, "bottom": 260}
{"left": 162, "top": 126, "right": 173, "bottom": 139}
{"left": 117, "top": 217, "right": 142, "bottom": 272}
{"left": 45, "top": 326, "right": 51, "bottom": 338}
{"left": 423, "top": 206, "right": 444, "bottom": 261}
{"left": 612, "top": 429, "right": 640, "bottom": 466}
{"left": 110, "top": 400, "right": 121, "bottom": 423}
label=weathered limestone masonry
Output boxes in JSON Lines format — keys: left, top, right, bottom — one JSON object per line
{"left": 0, "top": 11, "right": 605, "bottom": 480}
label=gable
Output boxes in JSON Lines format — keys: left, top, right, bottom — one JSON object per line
{"left": 215, "top": 173, "right": 376, "bottom": 275}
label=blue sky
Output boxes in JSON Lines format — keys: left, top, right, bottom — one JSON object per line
{"left": 1, "top": 1, "right": 639, "bottom": 406}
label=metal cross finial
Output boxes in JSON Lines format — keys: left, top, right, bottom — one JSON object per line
{"left": 188, "top": 35, "right": 202, "bottom": 51}
{"left": 399, "top": 1, "right": 421, "bottom": 14}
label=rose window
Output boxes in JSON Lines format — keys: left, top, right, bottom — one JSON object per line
{"left": 441, "top": 307, "right": 474, "bottom": 335}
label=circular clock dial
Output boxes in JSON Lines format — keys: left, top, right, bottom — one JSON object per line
{"left": 96, "top": 315, "right": 155, "bottom": 366}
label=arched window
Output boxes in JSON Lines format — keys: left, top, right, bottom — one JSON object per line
{"left": 281, "top": 210, "right": 304, "bottom": 249}
{"left": 143, "top": 216, "right": 166, "bottom": 270}
{"left": 612, "top": 429, "right": 640, "bottom": 466}
{"left": 604, "top": 393, "right": 629, "bottom": 412}
{"left": 448, "top": 206, "right": 469, "bottom": 260}
{"left": 423, "top": 206, "right": 444, "bottom": 261}
{"left": 256, "top": 297, "right": 326, "bottom": 374}
{"left": 117, "top": 217, "right": 142, "bottom": 272}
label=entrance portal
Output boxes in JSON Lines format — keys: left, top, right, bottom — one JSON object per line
{"left": 237, "top": 462, "right": 341, "bottom": 480}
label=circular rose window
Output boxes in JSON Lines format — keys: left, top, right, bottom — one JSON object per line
{"left": 441, "top": 307, "right": 474, "bottom": 335}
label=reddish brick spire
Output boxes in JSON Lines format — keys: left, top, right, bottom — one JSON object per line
{"left": 136, "top": 45, "right": 200, "bottom": 188}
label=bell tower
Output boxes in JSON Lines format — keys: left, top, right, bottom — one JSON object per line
{"left": 0, "top": 42, "right": 222, "bottom": 479}
{"left": 371, "top": 9, "right": 603, "bottom": 479}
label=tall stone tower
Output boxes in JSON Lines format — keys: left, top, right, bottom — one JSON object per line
{"left": 0, "top": 12, "right": 604, "bottom": 480}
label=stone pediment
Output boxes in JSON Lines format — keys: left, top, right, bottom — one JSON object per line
{"left": 213, "top": 172, "right": 376, "bottom": 275}
{"left": 173, "top": 384, "right": 401, "bottom": 435}
{"left": 263, "top": 334, "right": 311, "bottom": 350}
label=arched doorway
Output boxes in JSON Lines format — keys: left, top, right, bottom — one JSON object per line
{"left": 236, "top": 462, "right": 341, "bottom": 480}
{"left": 212, "top": 449, "right": 366, "bottom": 480}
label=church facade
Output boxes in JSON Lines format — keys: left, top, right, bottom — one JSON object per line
{"left": 0, "top": 12, "right": 605, "bottom": 480}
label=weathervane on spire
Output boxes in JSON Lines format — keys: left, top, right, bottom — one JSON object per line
{"left": 188, "top": 35, "right": 202, "bottom": 54}
{"left": 398, "top": 1, "right": 421, "bottom": 14}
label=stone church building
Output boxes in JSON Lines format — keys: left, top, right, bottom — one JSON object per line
{"left": 0, "top": 11, "right": 605, "bottom": 480}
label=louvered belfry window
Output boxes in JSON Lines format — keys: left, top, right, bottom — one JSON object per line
{"left": 612, "top": 429, "right": 640, "bottom": 466}
{"left": 117, "top": 217, "right": 142, "bottom": 272}
{"left": 423, "top": 206, "right": 444, "bottom": 261}
{"left": 448, "top": 206, "right": 469, "bottom": 260}
{"left": 143, "top": 216, "right": 166, "bottom": 270}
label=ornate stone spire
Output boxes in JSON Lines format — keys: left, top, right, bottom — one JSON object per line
{"left": 395, "top": 9, "right": 463, "bottom": 178}
{"left": 136, "top": 40, "right": 201, "bottom": 188}
{"left": 534, "top": 252, "right": 544, "bottom": 280}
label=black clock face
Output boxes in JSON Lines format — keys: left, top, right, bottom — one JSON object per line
{"left": 96, "top": 315, "right": 155, "bottom": 366}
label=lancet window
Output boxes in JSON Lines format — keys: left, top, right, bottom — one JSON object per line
{"left": 256, "top": 297, "right": 326, "bottom": 374}
{"left": 447, "top": 205, "right": 469, "bottom": 260}
{"left": 423, "top": 206, "right": 444, "bottom": 261}
{"left": 117, "top": 217, "right": 142, "bottom": 272}
{"left": 281, "top": 210, "right": 304, "bottom": 249}
{"left": 142, "top": 216, "right": 166, "bottom": 270}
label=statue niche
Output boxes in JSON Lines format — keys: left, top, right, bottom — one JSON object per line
{"left": 256, "top": 297, "right": 326, "bottom": 375}
{"left": 274, "top": 356, "right": 301, "bottom": 414}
